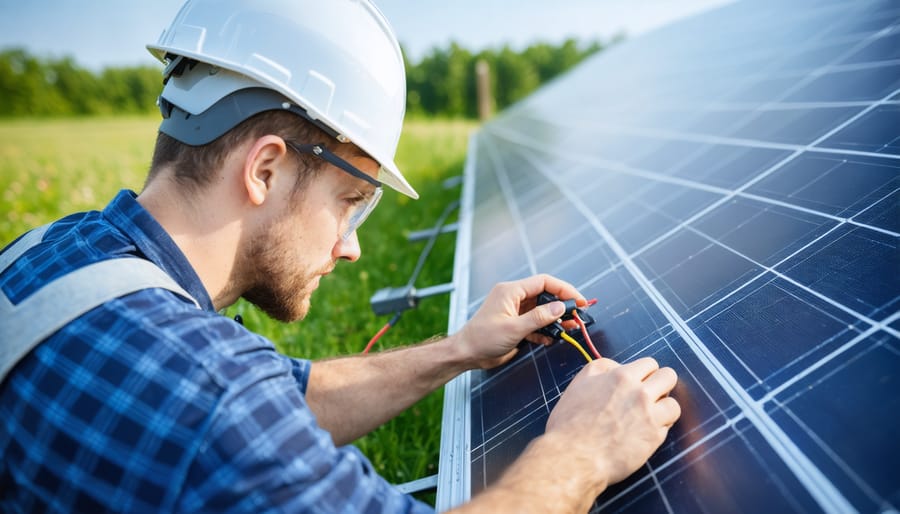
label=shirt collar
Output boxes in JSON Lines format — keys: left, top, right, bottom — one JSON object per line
{"left": 102, "top": 190, "right": 215, "bottom": 312}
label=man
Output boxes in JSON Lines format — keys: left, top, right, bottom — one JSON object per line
{"left": 0, "top": 0, "right": 680, "bottom": 512}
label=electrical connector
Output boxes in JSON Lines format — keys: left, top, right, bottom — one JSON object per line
{"left": 370, "top": 286, "right": 418, "bottom": 316}
{"left": 535, "top": 292, "right": 601, "bottom": 362}
{"left": 538, "top": 320, "right": 565, "bottom": 339}
{"left": 536, "top": 292, "right": 595, "bottom": 336}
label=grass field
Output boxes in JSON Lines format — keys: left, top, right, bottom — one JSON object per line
{"left": 0, "top": 116, "right": 478, "bottom": 500}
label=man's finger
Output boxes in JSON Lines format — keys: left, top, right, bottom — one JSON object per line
{"left": 586, "top": 357, "right": 620, "bottom": 374}
{"left": 643, "top": 367, "right": 678, "bottom": 400}
{"left": 524, "top": 333, "right": 555, "bottom": 346}
{"left": 521, "top": 301, "right": 565, "bottom": 334}
{"left": 655, "top": 396, "right": 682, "bottom": 427}
{"left": 622, "top": 356, "right": 660, "bottom": 381}
{"left": 515, "top": 274, "right": 584, "bottom": 306}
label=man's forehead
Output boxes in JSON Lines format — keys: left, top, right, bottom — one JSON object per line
{"left": 323, "top": 145, "right": 379, "bottom": 188}
{"left": 342, "top": 145, "right": 380, "bottom": 173}
{"left": 339, "top": 143, "right": 373, "bottom": 161}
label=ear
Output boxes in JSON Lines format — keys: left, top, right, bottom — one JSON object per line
{"left": 242, "top": 135, "right": 289, "bottom": 206}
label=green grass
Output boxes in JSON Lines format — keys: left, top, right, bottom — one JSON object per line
{"left": 0, "top": 117, "right": 158, "bottom": 239}
{"left": 0, "top": 116, "right": 478, "bottom": 500}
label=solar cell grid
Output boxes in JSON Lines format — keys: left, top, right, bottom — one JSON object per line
{"left": 437, "top": 0, "right": 900, "bottom": 511}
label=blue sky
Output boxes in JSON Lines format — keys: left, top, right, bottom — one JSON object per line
{"left": 0, "top": 0, "right": 730, "bottom": 70}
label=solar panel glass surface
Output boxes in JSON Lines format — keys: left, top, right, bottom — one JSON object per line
{"left": 439, "top": 0, "right": 900, "bottom": 512}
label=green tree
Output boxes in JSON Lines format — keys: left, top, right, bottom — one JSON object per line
{"left": 492, "top": 45, "right": 541, "bottom": 108}
{"left": 409, "top": 43, "right": 476, "bottom": 117}
{"left": 404, "top": 38, "right": 605, "bottom": 118}
{"left": 100, "top": 67, "right": 162, "bottom": 113}
{"left": 0, "top": 49, "right": 69, "bottom": 116}
{"left": 49, "top": 57, "right": 100, "bottom": 114}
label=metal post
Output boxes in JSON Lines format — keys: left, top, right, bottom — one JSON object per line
{"left": 476, "top": 59, "right": 493, "bottom": 121}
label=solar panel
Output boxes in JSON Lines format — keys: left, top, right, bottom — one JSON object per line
{"left": 436, "top": 0, "right": 900, "bottom": 511}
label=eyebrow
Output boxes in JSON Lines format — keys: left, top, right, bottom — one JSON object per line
{"left": 342, "top": 144, "right": 372, "bottom": 161}
{"left": 342, "top": 145, "right": 381, "bottom": 184}
{"left": 353, "top": 185, "right": 379, "bottom": 200}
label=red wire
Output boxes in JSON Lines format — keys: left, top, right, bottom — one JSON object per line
{"left": 363, "top": 322, "right": 391, "bottom": 354}
{"left": 573, "top": 310, "right": 601, "bottom": 360}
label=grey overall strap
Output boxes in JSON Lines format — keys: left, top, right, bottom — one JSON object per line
{"left": 1, "top": 225, "right": 200, "bottom": 383}
{"left": 0, "top": 224, "right": 51, "bottom": 272}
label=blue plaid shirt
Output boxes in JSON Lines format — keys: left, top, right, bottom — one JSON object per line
{"left": 0, "top": 190, "right": 432, "bottom": 513}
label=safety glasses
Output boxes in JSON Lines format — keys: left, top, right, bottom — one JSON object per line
{"left": 285, "top": 141, "right": 383, "bottom": 240}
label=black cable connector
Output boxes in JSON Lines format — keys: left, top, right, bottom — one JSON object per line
{"left": 535, "top": 292, "right": 595, "bottom": 338}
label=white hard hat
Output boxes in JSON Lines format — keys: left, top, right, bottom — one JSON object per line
{"left": 147, "top": 0, "right": 418, "bottom": 199}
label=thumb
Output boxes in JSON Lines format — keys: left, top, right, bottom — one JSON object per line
{"left": 521, "top": 301, "right": 565, "bottom": 334}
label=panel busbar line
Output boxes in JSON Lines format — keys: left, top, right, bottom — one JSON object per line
{"left": 436, "top": 0, "right": 900, "bottom": 512}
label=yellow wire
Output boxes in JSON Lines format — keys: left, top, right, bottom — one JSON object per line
{"left": 560, "top": 331, "right": 593, "bottom": 363}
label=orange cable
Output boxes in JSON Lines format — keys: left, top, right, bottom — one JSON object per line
{"left": 363, "top": 322, "right": 391, "bottom": 354}
{"left": 573, "top": 310, "right": 601, "bottom": 360}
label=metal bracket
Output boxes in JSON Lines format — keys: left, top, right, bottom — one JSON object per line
{"left": 416, "top": 282, "right": 455, "bottom": 299}
{"left": 370, "top": 282, "right": 455, "bottom": 316}
{"left": 442, "top": 175, "right": 463, "bottom": 189}
{"left": 395, "top": 473, "right": 438, "bottom": 494}
{"left": 407, "top": 222, "right": 459, "bottom": 242}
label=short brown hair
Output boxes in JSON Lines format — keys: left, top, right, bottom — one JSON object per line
{"left": 146, "top": 110, "right": 332, "bottom": 195}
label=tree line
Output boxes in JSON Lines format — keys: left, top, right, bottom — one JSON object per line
{"left": 0, "top": 39, "right": 607, "bottom": 119}
{"left": 405, "top": 39, "right": 606, "bottom": 118}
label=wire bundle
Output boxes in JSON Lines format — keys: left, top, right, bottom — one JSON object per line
{"left": 559, "top": 299, "right": 600, "bottom": 363}
{"left": 364, "top": 287, "right": 601, "bottom": 366}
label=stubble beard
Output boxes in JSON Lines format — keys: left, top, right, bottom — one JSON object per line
{"left": 239, "top": 215, "right": 328, "bottom": 323}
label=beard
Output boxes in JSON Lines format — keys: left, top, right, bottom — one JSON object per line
{"left": 237, "top": 213, "right": 330, "bottom": 323}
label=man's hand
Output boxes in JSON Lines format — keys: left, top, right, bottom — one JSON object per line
{"left": 546, "top": 357, "right": 681, "bottom": 485}
{"left": 453, "top": 274, "right": 585, "bottom": 369}
{"left": 449, "top": 350, "right": 681, "bottom": 514}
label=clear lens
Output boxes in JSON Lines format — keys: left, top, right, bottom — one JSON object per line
{"left": 341, "top": 186, "right": 382, "bottom": 240}
{"left": 284, "top": 140, "right": 383, "bottom": 241}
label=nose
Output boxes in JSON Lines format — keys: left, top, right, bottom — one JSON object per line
{"left": 333, "top": 230, "right": 361, "bottom": 262}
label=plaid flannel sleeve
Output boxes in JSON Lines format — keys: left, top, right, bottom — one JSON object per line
{"left": 176, "top": 352, "right": 434, "bottom": 513}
